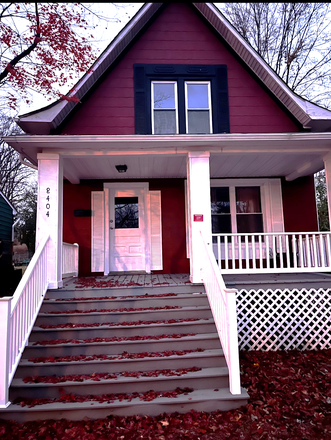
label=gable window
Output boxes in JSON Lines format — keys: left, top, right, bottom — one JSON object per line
{"left": 134, "top": 64, "right": 229, "bottom": 135}
{"left": 152, "top": 81, "right": 178, "bottom": 134}
{"left": 185, "top": 82, "right": 212, "bottom": 134}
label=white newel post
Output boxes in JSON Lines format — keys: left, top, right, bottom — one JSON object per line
{"left": 187, "top": 152, "right": 212, "bottom": 283}
{"left": 36, "top": 153, "right": 63, "bottom": 289}
{"left": 0, "top": 298, "right": 11, "bottom": 407}
{"left": 323, "top": 153, "right": 331, "bottom": 230}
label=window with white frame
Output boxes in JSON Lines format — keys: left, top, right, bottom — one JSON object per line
{"left": 210, "top": 179, "right": 284, "bottom": 240}
{"left": 211, "top": 185, "right": 264, "bottom": 241}
{"left": 134, "top": 64, "right": 230, "bottom": 135}
{"left": 151, "top": 80, "right": 212, "bottom": 135}
{"left": 152, "top": 81, "right": 178, "bottom": 134}
{"left": 185, "top": 82, "right": 212, "bottom": 134}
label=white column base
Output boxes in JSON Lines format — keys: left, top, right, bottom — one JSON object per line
{"left": 48, "top": 280, "right": 63, "bottom": 289}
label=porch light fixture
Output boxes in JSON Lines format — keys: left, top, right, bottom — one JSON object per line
{"left": 115, "top": 164, "right": 128, "bottom": 173}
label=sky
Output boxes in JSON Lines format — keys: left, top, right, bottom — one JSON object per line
{"left": 18, "top": 3, "right": 144, "bottom": 115}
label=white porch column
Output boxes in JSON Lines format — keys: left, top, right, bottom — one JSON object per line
{"left": 323, "top": 153, "right": 331, "bottom": 230}
{"left": 36, "top": 153, "right": 63, "bottom": 289}
{"left": 187, "top": 152, "right": 212, "bottom": 283}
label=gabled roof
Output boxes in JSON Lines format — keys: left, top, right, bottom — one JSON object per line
{"left": 16, "top": 2, "right": 331, "bottom": 135}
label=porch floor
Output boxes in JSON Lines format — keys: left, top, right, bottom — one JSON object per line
{"left": 60, "top": 272, "right": 331, "bottom": 291}
{"left": 60, "top": 273, "right": 195, "bottom": 291}
{"left": 223, "top": 271, "right": 331, "bottom": 290}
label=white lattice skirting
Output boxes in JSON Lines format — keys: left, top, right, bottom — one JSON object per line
{"left": 236, "top": 288, "right": 331, "bottom": 351}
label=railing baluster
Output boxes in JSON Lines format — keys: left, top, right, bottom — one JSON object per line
{"left": 252, "top": 235, "right": 256, "bottom": 269}
{"left": 299, "top": 235, "right": 304, "bottom": 267}
{"left": 224, "top": 235, "right": 228, "bottom": 270}
{"left": 312, "top": 235, "right": 318, "bottom": 267}
{"left": 279, "top": 234, "right": 283, "bottom": 269}
{"left": 238, "top": 235, "right": 242, "bottom": 270}
{"left": 266, "top": 235, "right": 270, "bottom": 269}
{"left": 326, "top": 233, "right": 331, "bottom": 268}
{"left": 218, "top": 235, "right": 222, "bottom": 270}
{"left": 245, "top": 235, "right": 249, "bottom": 269}
{"left": 305, "top": 234, "right": 311, "bottom": 268}
{"left": 319, "top": 234, "right": 325, "bottom": 267}
{"left": 285, "top": 234, "right": 290, "bottom": 268}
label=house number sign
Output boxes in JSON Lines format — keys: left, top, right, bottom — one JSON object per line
{"left": 45, "top": 187, "right": 51, "bottom": 217}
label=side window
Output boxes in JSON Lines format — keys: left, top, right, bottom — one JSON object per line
{"left": 152, "top": 81, "right": 178, "bottom": 134}
{"left": 185, "top": 81, "right": 212, "bottom": 134}
{"left": 210, "top": 185, "right": 264, "bottom": 235}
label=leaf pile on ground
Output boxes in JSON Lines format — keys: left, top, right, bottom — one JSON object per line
{"left": 0, "top": 349, "right": 330, "bottom": 439}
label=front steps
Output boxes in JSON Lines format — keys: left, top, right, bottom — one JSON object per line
{"left": 0, "top": 283, "right": 248, "bottom": 422}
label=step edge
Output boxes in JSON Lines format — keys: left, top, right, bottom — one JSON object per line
{"left": 11, "top": 367, "right": 230, "bottom": 388}
{"left": 20, "top": 349, "right": 224, "bottom": 367}
{"left": 27, "top": 333, "right": 220, "bottom": 348}
{"left": 5, "top": 388, "right": 248, "bottom": 413}
{"left": 32, "top": 318, "right": 214, "bottom": 332}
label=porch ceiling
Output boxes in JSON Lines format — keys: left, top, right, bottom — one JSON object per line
{"left": 60, "top": 151, "right": 325, "bottom": 183}
{"left": 4, "top": 133, "right": 331, "bottom": 183}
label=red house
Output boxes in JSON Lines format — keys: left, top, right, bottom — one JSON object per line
{"left": 2, "top": 2, "right": 331, "bottom": 421}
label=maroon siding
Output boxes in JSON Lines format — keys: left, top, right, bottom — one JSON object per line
{"left": 63, "top": 180, "right": 103, "bottom": 276}
{"left": 282, "top": 176, "right": 318, "bottom": 233}
{"left": 63, "top": 179, "right": 189, "bottom": 276}
{"left": 61, "top": 3, "right": 299, "bottom": 135}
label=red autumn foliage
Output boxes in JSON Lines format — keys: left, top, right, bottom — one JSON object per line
{"left": 33, "top": 333, "right": 196, "bottom": 346}
{"left": 15, "top": 387, "right": 194, "bottom": 408}
{"left": 23, "top": 367, "right": 202, "bottom": 385}
{"left": 38, "top": 317, "right": 205, "bottom": 330}
{"left": 50, "top": 293, "right": 178, "bottom": 301}
{"left": 45, "top": 305, "right": 182, "bottom": 315}
{"left": 0, "top": 349, "right": 330, "bottom": 439}
{"left": 28, "top": 348, "right": 205, "bottom": 364}
{"left": 0, "top": 3, "right": 99, "bottom": 110}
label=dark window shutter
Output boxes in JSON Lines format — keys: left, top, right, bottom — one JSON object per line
{"left": 215, "top": 66, "right": 230, "bottom": 133}
{"left": 134, "top": 65, "right": 148, "bottom": 134}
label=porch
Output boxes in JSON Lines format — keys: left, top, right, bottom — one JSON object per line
{"left": 59, "top": 271, "right": 331, "bottom": 291}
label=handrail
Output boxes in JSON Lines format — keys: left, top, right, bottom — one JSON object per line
{"left": 212, "top": 231, "right": 331, "bottom": 274}
{"left": 199, "top": 230, "right": 242, "bottom": 395}
{"left": 0, "top": 235, "right": 50, "bottom": 407}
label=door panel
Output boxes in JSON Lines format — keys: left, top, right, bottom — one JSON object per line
{"left": 109, "top": 187, "right": 147, "bottom": 272}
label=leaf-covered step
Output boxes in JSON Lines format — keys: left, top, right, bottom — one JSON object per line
{"left": 30, "top": 318, "right": 216, "bottom": 342}
{"left": 35, "top": 305, "right": 213, "bottom": 326}
{"left": 41, "top": 293, "right": 209, "bottom": 312}
{"left": 14, "top": 386, "right": 195, "bottom": 408}
{"left": 16, "top": 349, "right": 226, "bottom": 378}
{"left": 23, "top": 333, "right": 221, "bottom": 358}
{"left": 4, "top": 387, "right": 248, "bottom": 422}
{"left": 10, "top": 367, "right": 230, "bottom": 399}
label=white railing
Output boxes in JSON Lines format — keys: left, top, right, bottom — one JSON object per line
{"left": 199, "top": 231, "right": 242, "bottom": 395}
{"left": 0, "top": 235, "right": 50, "bottom": 407}
{"left": 62, "top": 242, "right": 79, "bottom": 277}
{"left": 213, "top": 232, "right": 331, "bottom": 274}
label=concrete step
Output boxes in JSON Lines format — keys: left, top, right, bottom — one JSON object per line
{"left": 16, "top": 348, "right": 226, "bottom": 378}
{"left": 10, "top": 367, "right": 230, "bottom": 400}
{"left": 35, "top": 305, "right": 213, "bottom": 326}
{"left": 29, "top": 318, "right": 217, "bottom": 342}
{"left": 1, "top": 387, "right": 249, "bottom": 422}
{"left": 41, "top": 293, "right": 209, "bottom": 312}
{"left": 24, "top": 333, "right": 221, "bottom": 358}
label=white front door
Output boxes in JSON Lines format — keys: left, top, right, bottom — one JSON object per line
{"left": 109, "top": 184, "right": 148, "bottom": 272}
